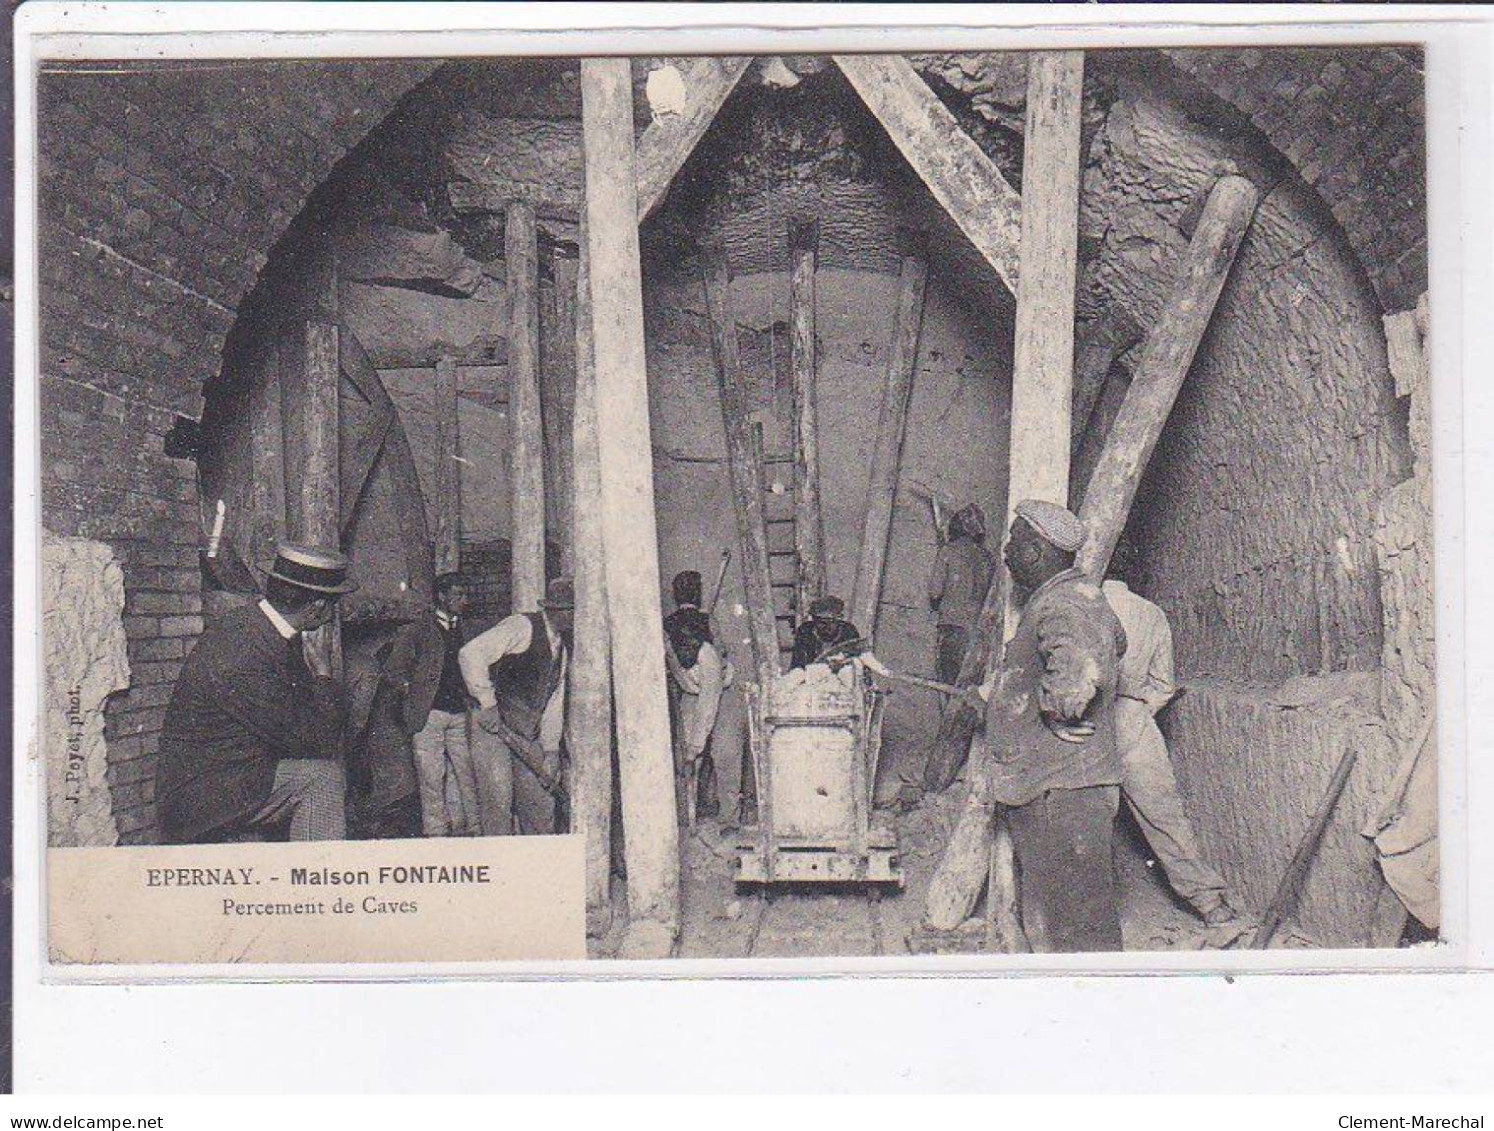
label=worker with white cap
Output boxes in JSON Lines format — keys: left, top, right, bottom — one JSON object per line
{"left": 972, "top": 499, "right": 1129, "bottom": 952}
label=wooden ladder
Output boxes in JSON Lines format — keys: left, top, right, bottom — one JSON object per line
{"left": 752, "top": 421, "right": 801, "bottom": 664}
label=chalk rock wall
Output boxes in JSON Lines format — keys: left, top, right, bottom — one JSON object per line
{"left": 380, "top": 364, "right": 515, "bottom": 545}
{"left": 1163, "top": 674, "right": 1399, "bottom": 946}
{"left": 44, "top": 533, "right": 131, "bottom": 847}
{"left": 1079, "top": 83, "right": 1412, "bottom": 684}
{"left": 1376, "top": 296, "right": 1435, "bottom": 755}
{"left": 1369, "top": 296, "right": 1437, "bottom": 929}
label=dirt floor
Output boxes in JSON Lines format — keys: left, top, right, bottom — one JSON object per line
{"left": 590, "top": 787, "right": 1269, "bottom": 960}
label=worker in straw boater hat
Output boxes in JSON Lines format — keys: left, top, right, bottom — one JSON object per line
{"left": 969, "top": 500, "right": 1129, "bottom": 952}
{"left": 156, "top": 544, "right": 358, "bottom": 844}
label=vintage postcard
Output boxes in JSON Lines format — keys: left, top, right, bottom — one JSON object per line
{"left": 25, "top": 22, "right": 1443, "bottom": 972}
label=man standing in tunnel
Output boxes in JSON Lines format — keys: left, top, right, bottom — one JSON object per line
{"left": 664, "top": 569, "right": 734, "bottom": 822}
{"left": 381, "top": 571, "right": 488, "bottom": 837}
{"left": 1104, "top": 541, "right": 1237, "bottom": 926}
{"left": 928, "top": 502, "right": 996, "bottom": 685}
{"left": 974, "top": 501, "right": 1128, "bottom": 952}
{"left": 461, "top": 577, "right": 573, "bottom": 835}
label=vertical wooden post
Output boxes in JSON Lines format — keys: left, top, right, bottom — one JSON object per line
{"left": 1075, "top": 175, "right": 1261, "bottom": 578}
{"left": 789, "top": 221, "right": 825, "bottom": 610}
{"left": 432, "top": 355, "right": 462, "bottom": 575}
{"left": 702, "top": 247, "right": 781, "bottom": 693}
{"left": 580, "top": 57, "right": 680, "bottom": 955}
{"left": 248, "top": 342, "right": 287, "bottom": 575}
{"left": 1001, "top": 50, "right": 1086, "bottom": 628}
{"left": 924, "top": 51, "right": 1085, "bottom": 936}
{"left": 545, "top": 248, "right": 579, "bottom": 572}
{"left": 506, "top": 200, "right": 547, "bottom": 611}
{"left": 280, "top": 318, "right": 342, "bottom": 677}
{"left": 570, "top": 220, "right": 614, "bottom": 932}
{"left": 849, "top": 243, "right": 927, "bottom": 640}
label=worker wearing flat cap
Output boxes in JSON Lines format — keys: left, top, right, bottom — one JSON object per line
{"left": 156, "top": 544, "right": 356, "bottom": 844}
{"left": 971, "top": 500, "right": 1129, "bottom": 952}
{"left": 461, "top": 577, "right": 574, "bottom": 835}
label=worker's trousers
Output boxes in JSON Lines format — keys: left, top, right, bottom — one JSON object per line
{"left": 469, "top": 722, "right": 559, "bottom": 835}
{"left": 412, "top": 709, "right": 479, "bottom": 837}
{"left": 1006, "top": 785, "right": 1123, "bottom": 953}
{"left": 1117, "top": 700, "right": 1228, "bottom": 916}
{"left": 248, "top": 759, "right": 347, "bottom": 841}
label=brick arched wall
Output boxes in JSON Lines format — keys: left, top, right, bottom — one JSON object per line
{"left": 1164, "top": 46, "right": 1426, "bottom": 313}
{"left": 37, "top": 59, "right": 438, "bottom": 841}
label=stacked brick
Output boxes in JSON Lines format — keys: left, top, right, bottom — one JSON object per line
{"left": 1164, "top": 46, "right": 1427, "bottom": 314}
{"left": 37, "top": 60, "right": 437, "bottom": 841}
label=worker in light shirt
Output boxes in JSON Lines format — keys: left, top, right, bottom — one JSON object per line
{"left": 459, "top": 578, "right": 573, "bottom": 835}
{"left": 1103, "top": 539, "right": 1236, "bottom": 926}
{"left": 664, "top": 569, "right": 735, "bottom": 821}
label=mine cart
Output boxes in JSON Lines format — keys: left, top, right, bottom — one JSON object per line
{"left": 736, "top": 662, "right": 903, "bottom": 888}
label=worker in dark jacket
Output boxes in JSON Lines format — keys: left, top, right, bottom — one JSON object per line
{"left": 791, "top": 596, "right": 860, "bottom": 669}
{"left": 975, "top": 500, "right": 1128, "bottom": 952}
{"left": 380, "top": 572, "right": 491, "bottom": 837}
{"left": 156, "top": 545, "right": 357, "bottom": 844}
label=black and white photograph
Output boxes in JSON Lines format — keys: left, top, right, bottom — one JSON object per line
{"left": 31, "top": 37, "right": 1437, "bottom": 966}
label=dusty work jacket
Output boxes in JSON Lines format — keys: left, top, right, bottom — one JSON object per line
{"left": 982, "top": 568, "right": 1128, "bottom": 806}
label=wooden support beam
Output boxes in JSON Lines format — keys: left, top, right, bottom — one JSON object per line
{"left": 1008, "top": 50, "right": 1086, "bottom": 531}
{"left": 1069, "top": 308, "right": 1143, "bottom": 460}
{"left": 789, "top": 221, "right": 825, "bottom": 611}
{"left": 849, "top": 244, "right": 928, "bottom": 640}
{"left": 1069, "top": 359, "right": 1130, "bottom": 513}
{"left": 570, "top": 218, "right": 614, "bottom": 932}
{"left": 635, "top": 57, "right": 754, "bottom": 223}
{"left": 544, "top": 249, "right": 579, "bottom": 572}
{"left": 923, "top": 52, "right": 1085, "bottom": 935}
{"left": 922, "top": 51, "right": 1086, "bottom": 797}
{"left": 432, "top": 355, "right": 461, "bottom": 575}
{"left": 506, "top": 200, "right": 547, "bottom": 611}
{"left": 248, "top": 342, "right": 286, "bottom": 576}
{"left": 580, "top": 57, "right": 680, "bottom": 954}
{"left": 280, "top": 318, "right": 342, "bottom": 678}
{"left": 1077, "top": 174, "right": 1261, "bottom": 578}
{"left": 702, "top": 247, "right": 782, "bottom": 692}
{"left": 834, "top": 53, "right": 1022, "bottom": 293}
